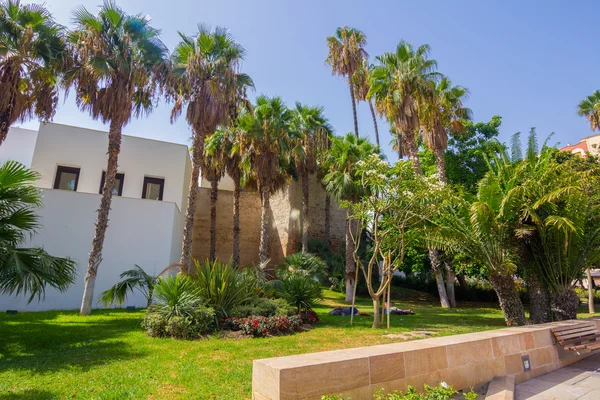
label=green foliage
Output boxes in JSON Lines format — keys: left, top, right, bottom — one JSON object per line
{"left": 278, "top": 252, "right": 329, "bottom": 284}
{"left": 322, "top": 383, "right": 476, "bottom": 400}
{"left": 99, "top": 264, "right": 157, "bottom": 307}
{"left": 142, "top": 305, "right": 215, "bottom": 339}
{"left": 274, "top": 274, "right": 323, "bottom": 313}
{"left": 230, "top": 297, "right": 294, "bottom": 318}
{"left": 194, "top": 259, "right": 257, "bottom": 318}
{"left": 0, "top": 161, "right": 76, "bottom": 302}
{"left": 151, "top": 275, "right": 202, "bottom": 319}
{"left": 307, "top": 239, "right": 345, "bottom": 290}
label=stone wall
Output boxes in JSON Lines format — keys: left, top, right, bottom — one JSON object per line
{"left": 252, "top": 318, "right": 600, "bottom": 400}
{"left": 191, "top": 174, "right": 346, "bottom": 267}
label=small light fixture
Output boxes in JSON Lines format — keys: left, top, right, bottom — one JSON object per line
{"left": 6, "top": 310, "right": 17, "bottom": 315}
{"left": 126, "top": 306, "right": 136, "bottom": 311}
{"left": 522, "top": 354, "right": 531, "bottom": 372}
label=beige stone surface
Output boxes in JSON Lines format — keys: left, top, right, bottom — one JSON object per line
{"left": 520, "top": 332, "right": 536, "bottom": 351}
{"left": 529, "top": 347, "right": 554, "bottom": 368}
{"left": 404, "top": 346, "right": 448, "bottom": 377}
{"left": 486, "top": 376, "right": 515, "bottom": 400}
{"left": 369, "top": 352, "right": 405, "bottom": 384}
{"left": 493, "top": 335, "right": 522, "bottom": 358}
{"left": 446, "top": 339, "right": 493, "bottom": 367}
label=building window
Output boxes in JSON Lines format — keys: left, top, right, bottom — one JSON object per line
{"left": 142, "top": 177, "right": 164, "bottom": 201}
{"left": 53, "top": 166, "right": 80, "bottom": 191}
{"left": 99, "top": 171, "right": 125, "bottom": 196}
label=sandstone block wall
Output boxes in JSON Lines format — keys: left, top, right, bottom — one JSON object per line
{"left": 191, "top": 174, "right": 346, "bottom": 267}
{"left": 252, "top": 318, "right": 600, "bottom": 400}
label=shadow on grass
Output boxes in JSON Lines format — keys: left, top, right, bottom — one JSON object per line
{"left": 0, "top": 310, "right": 147, "bottom": 374}
{"left": 0, "top": 390, "right": 59, "bottom": 399}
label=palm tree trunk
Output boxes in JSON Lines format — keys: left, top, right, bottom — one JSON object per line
{"left": 232, "top": 172, "right": 241, "bottom": 268}
{"left": 146, "top": 286, "right": 154, "bottom": 308}
{"left": 80, "top": 119, "right": 122, "bottom": 316}
{"left": 402, "top": 130, "right": 422, "bottom": 174}
{"left": 587, "top": 269, "right": 595, "bottom": 314}
{"left": 180, "top": 130, "right": 204, "bottom": 273}
{"left": 551, "top": 285, "right": 579, "bottom": 321}
{"left": 345, "top": 208, "right": 356, "bottom": 302}
{"left": 488, "top": 271, "right": 526, "bottom": 326}
{"left": 301, "top": 170, "right": 309, "bottom": 253}
{"left": 457, "top": 274, "right": 470, "bottom": 292}
{"left": 526, "top": 272, "right": 551, "bottom": 324}
{"left": 209, "top": 178, "right": 218, "bottom": 262}
{"left": 396, "top": 134, "right": 403, "bottom": 159}
{"left": 434, "top": 149, "right": 447, "bottom": 184}
{"left": 430, "top": 249, "right": 450, "bottom": 308}
{"left": 444, "top": 262, "right": 457, "bottom": 308}
{"left": 325, "top": 194, "right": 331, "bottom": 247}
{"left": 349, "top": 82, "right": 359, "bottom": 138}
{"left": 0, "top": 120, "right": 9, "bottom": 147}
{"left": 259, "top": 185, "right": 271, "bottom": 264}
{"left": 368, "top": 100, "right": 379, "bottom": 147}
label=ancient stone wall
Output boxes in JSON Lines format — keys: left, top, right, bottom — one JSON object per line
{"left": 191, "top": 174, "right": 346, "bottom": 267}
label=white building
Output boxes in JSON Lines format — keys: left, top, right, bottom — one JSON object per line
{"left": 0, "top": 123, "right": 191, "bottom": 311}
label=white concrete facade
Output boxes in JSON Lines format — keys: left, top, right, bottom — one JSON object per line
{"left": 0, "top": 123, "right": 191, "bottom": 311}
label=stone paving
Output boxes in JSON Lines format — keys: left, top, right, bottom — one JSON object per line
{"left": 515, "top": 353, "right": 600, "bottom": 399}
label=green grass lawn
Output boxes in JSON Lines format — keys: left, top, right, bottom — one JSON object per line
{"left": 0, "top": 289, "right": 593, "bottom": 399}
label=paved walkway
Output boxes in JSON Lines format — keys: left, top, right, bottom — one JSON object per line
{"left": 515, "top": 353, "right": 600, "bottom": 399}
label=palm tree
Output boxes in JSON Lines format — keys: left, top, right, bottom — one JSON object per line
{"left": 238, "top": 95, "right": 296, "bottom": 264}
{"left": 369, "top": 40, "right": 439, "bottom": 172}
{"left": 291, "top": 103, "right": 333, "bottom": 253}
{"left": 0, "top": 161, "right": 76, "bottom": 301}
{"left": 353, "top": 59, "right": 379, "bottom": 146}
{"left": 202, "top": 134, "right": 225, "bottom": 262}
{"left": 167, "top": 26, "right": 245, "bottom": 273}
{"left": 323, "top": 133, "right": 380, "bottom": 302}
{"left": 0, "top": 0, "right": 66, "bottom": 146}
{"left": 64, "top": 1, "right": 168, "bottom": 315}
{"left": 325, "top": 26, "right": 367, "bottom": 138}
{"left": 100, "top": 265, "right": 157, "bottom": 308}
{"left": 577, "top": 90, "right": 600, "bottom": 131}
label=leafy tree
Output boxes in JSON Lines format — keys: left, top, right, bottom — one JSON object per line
{"left": 577, "top": 90, "right": 600, "bottom": 131}
{"left": 64, "top": 1, "right": 168, "bottom": 315}
{"left": 167, "top": 26, "right": 245, "bottom": 273}
{"left": 0, "top": 161, "right": 76, "bottom": 301}
{"left": 238, "top": 95, "right": 296, "bottom": 264}
{"left": 325, "top": 26, "right": 367, "bottom": 138}
{"left": 99, "top": 265, "right": 157, "bottom": 308}
{"left": 323, "top": 133, "right": 380, "bottom": 302}
{"left": 0, "top": 0, "right": 66, "bottom": 146}
{"left": 352, "top": 59, "right": 379, "bottom": 146}
{"left": 291, "top": 103, "right": 333, "bottom": 253}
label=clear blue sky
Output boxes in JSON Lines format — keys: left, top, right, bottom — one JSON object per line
{"left": 19, "top": 0, "right": 599, "bottom": 161}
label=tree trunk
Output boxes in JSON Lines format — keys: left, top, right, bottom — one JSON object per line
{"left": 301, "top": 170, "right": 309, "bottom": 253}
{"left": 368, "top": 100, "right": 379, "bottom": 147}
{"left": 179, "top": 131, "right": 204, "bottom": 273}
{"left": 0, "top": 121, "right": 8, "bottom": 147}
{"left": 80, "top": 119, "right": 122, "bottom": 315}
{"left": 430, "top": 249, "right": 450, "bottom": 308}
{"left": 349, "top": 82, "right": 359, "bottom": 138}
{"left": 396, "top": 134, "right": 403, "bottom": 159}
{"left": 526, "top": 273, "right": 551, "bottom": 324}
{"left": 588, "top": 269, "right": 595, "bottom": 314}
{"left": 232, "top": 172, "right": 241, "bottom": 268}
{"left": 434, "top": 149, "right": 447, "bottom": 184}
{"left": 457, "top": 274, "right": 470, "bottom": 292}
{"left": 259, "top": 185, "right": 271, "bottom": 265}
{"left": 372, "top": 297, "right": 380, "bottom": 328}
{"left": 551, "top": 285, "right": 579, "bottom": 321}
{"left": 444, "top": 263, "right": 457, "bottom": 308}
{"left": 345, "top": 209, "right": 355, "bottom": 302}
{"left": 146, "top": 286, "right": 154, "bottom": 308}
{"left": 488, "top": 272, "right": 526, "bottom": 326}
{"left": 402, "top": 131, "right": 422, "bottom": 175}
{"left": 209, "top": 178, "right": 218, "bottom": 262}
{"left": 325, "top": 194, "right": 331, "bottom": 248}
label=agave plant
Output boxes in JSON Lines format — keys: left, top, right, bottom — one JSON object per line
{"left": 152, "top": 275, "right": 202, "bottom": 319}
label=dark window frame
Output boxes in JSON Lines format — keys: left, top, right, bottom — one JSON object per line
{"left": 99, "top": 171, "right": 125, "bottom": 196}
{"left": 142, "top": 176, "right": 165, "bottom": 201}
{"left": 53, "top": 166, "right": 80, "bottom": 191}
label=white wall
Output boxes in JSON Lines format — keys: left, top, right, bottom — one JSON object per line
{"left": 0, "top": 127, "right": 38, "bottom": 166}
{"left": 32, "top": 123, "right": 190, "bottom": 210}
{"left": 0, "top": 189, "right": 182, "bottom": 311}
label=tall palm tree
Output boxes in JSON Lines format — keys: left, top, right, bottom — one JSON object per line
{"left": 0, "top": 161, "right": 76, "bottom": 302}
{"left": 577, "top": 90, "right": 600, "bottom": 132}
{"left": 238, "top": 95, "right": 296, "bottom": 264}
{"left": 323, "top": 133, "right": 380, "bottom": 302}
{"left": 202, "top": 134, "right": 225, "bottom": 262}
{"left": 325, "top": 26, "right": 367, "bottom": 138}
{"left": 167, "top": 26, "right": 245, "bottom": 273}
{"left": 0, "top": 0, "right": 66, "bottom": 146}
{"left": 291, "top": 103, "right": 333, "bottom": 253}
{"left": 369, "top": 40, "right": 439, "bottom": 171}
{"left": 353, "top": 59, "right": 379, "bottom": 146}
{"left": 64, "top": 1, "right": 168, "bottom": 315}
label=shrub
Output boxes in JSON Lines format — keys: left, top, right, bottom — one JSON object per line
{"left": 298, "top": 310, "right": 319, "bottom": 325}
{"left": 275, "top": 274, "right": 322, "bottom": 313}
{"left": 142, "top": 305, "right": 215, "bottom": 339}
{"left": 278, "top": 252, "right": 329, "bottom": 284}
{"left": 321, "top": 383, "right": 476, "bottom": 399}
{"left": 230, "top": 297, "right": 294, "bottom": 318}
{"left": 152, "top": 275, "right": 202, "bottom": 318}
{"left": 575, "top": 286, "right": 600, "bottom": 304}
{"left": 220, "top": 315, "right": 303, "bottom": 337}
{"left": 141, "top": 311, "right": 167, "bottom": 337}
{"left": 194, "top": 259, "right": 257, "bottom": 318}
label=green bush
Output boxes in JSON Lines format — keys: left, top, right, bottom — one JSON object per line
{"left": 152, "top": 274, "right": 202, "bottom": 318}
{"left": 575, "top": 286, "right": 600, "bottom": 304}
{"left": 275, "top": 274, "right": 322, "bottom": 313}
{"left": 142, "top": 305, "right": 215, "bottom": 339}
{"left": 278, "top": 252, "right": 329, "bottom": 284}
{"left": 194, "top": 259, "right": 257, "bottom": 318}
{"left": 321, "top": 383, "right": 477, "bottom": 399}
{"left": 141, "top": 311, "right": 167, "bottom": 337}
{"left": 230, "top": 297, "right": 294, "bottom": 318}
